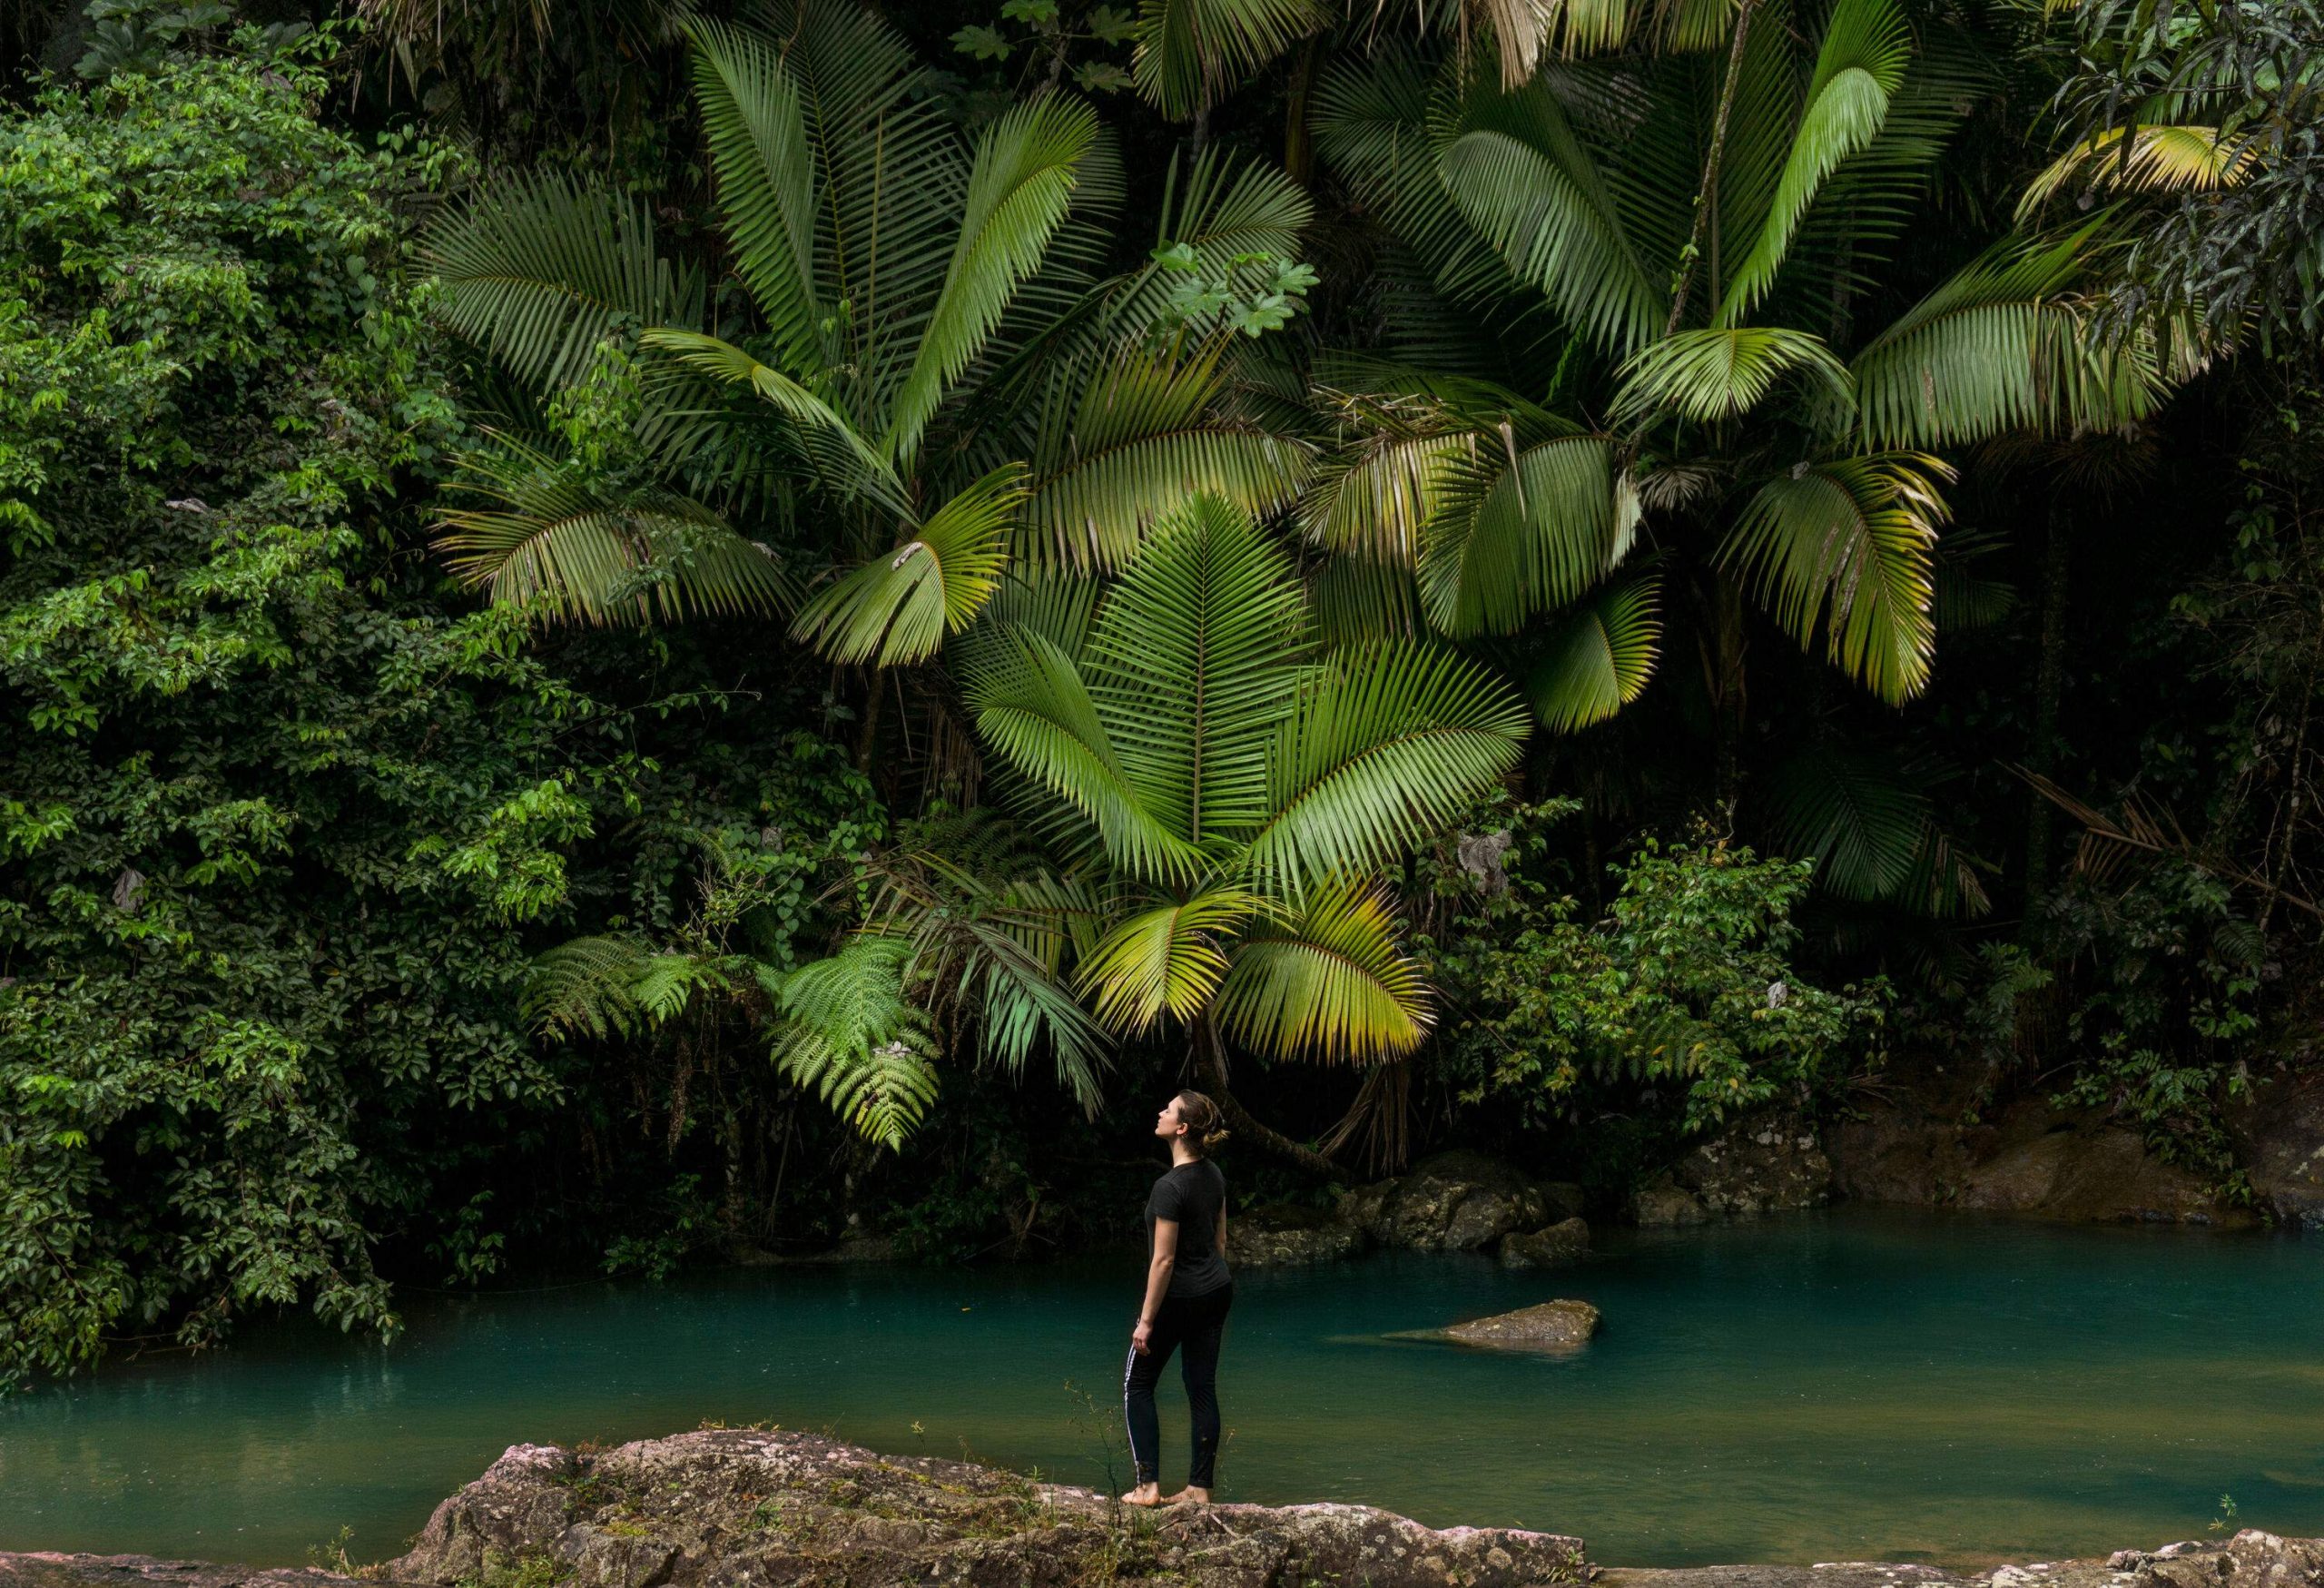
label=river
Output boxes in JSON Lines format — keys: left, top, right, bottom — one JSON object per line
{"left": 4, "top": 1208, "right": 2319, "bottom": 1567}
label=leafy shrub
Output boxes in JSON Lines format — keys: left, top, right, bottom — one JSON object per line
{"left": 1425, "top": 806, "right": 1890, "bottom": 1143}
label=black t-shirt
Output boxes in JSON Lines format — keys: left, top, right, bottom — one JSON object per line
{"left": 1144, "top": 1159, "right": 1231, "bottom": 1297}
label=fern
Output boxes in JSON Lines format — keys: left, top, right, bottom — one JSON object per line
{"left": 770, "top": 935, "right": 943, "bottom": 1150}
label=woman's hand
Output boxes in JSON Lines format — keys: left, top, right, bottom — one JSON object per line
{"left": 1131, "top": 1317, "right": 1154, "bottom": 1355}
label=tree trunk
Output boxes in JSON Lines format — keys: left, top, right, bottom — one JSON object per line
{"left": 1190, "top": 1015, "right": 1338, "bottom": 1178}
{"left": 2021, "top": 507, "right": 2071, "bottom": 939}
{"left": 1283, "top": 37, "right": 1323, "bottom": 186}
{"left": 1695, "top": 567, "right": 1749, "bottom": 813}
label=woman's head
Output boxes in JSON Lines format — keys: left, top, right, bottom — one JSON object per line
{"left": 1155, "top": 1090, "right": 1230, "bottom": 1158}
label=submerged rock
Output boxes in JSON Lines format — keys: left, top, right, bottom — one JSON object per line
{"left": 1400, "top": 1298, "right": 1602, "bottom": 1354}
{"left": 1501, "top": 1217, "right": 1591, "bottom": 1268}
{"left": 372, "top": 1428, "right": 1586, "bottom": 1588}
{"left": 1229, "top": 1202, "right": 1369, "bottom": 1266}
{"left": 1338, "top": 1150, "right": 1551, "bottom": 1252}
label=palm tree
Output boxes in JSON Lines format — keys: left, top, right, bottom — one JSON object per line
{"left": 1299, "top": 0, "right": 2182, "bottom": 909}
{"left": 423, "top": 0, "right": 1312, "bottom": 678}
{"left": 946, "top": 493, "right": 1532, "bottom": 1169}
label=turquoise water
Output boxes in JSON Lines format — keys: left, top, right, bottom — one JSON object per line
{"left": 5, "top": 1208, "right": 2322, "bottom": 1569}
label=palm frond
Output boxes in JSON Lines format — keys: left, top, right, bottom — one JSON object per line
{"left": 436, "top": 436, "right": 794, "bottom": 626}
{"left": 1131, "top": 0, "right": 1327, "bottom": 119}
{"left": 1717, "top": 0, "right": 1911, "bottom": 322}
{"left": 1247, "top": 640, "right": 1531, "bottom": 891}
{"left": 963, "top": 628, "right": 1206, "bottom": 883}
{"left": 426, "top": 173, "right": 705, "bottom": 390}
{"left": 1763, "top": 745, "right": 1934, "bottom": 902}
{"left": 1078, "top": 888, "right": 1271, "bottom": 1031}
{"left": 1528, "top": 570, "right": 1662, "bottom": 732}
{"left": 1850, "top": 231, "right": 2162, "bottom": 447}
{"left": 1026, "top": 344, "right": 1311, "bottom": 570}
{"left": 1613, "top": 326, "right": 1855, "bottom": 424}
{"left": 1084, "top": 495, "right": 1309, "bottom": 846}
{"left": 1437, "top": 72, "right": 1665, "bottom": 356}
{"left": 881, "top": 96, "right": 1101, "bottom": 465}
{"left": 685, "top": 19, "right": 827, "bottom": 375}
{"left": 1216, "top": 878, "right": 1430, "bottom": 1062}
{"left": 2019, "top": 123, "right": 2254, "bottom": 217}
{"left": 792, "top": 464, "right": 1028, "bottom": 666}
{"left": 1418, "top": 433, "right": 1627, "bottom": 637}
{"left": 639, "top": 329, "right": 905, "bottom": 506}
{"left": 1719, "top": 451, "right": 1952, "bottom": 704}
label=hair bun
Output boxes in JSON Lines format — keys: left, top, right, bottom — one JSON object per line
{"left": 1206, "top": 1128, "right": 1231, "bottom": 1151}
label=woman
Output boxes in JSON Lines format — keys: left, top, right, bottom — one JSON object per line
{"left": 1121, "top": 1090, "right": 1235, "bottom": 1507}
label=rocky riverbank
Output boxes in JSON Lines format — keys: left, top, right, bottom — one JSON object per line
{"left": 2, "top": 1432, "right": 2319, "bottom": 1588}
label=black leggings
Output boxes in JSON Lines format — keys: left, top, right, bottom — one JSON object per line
{"left": 1122, "top": 1282, "right": 1233, "bottom": 1488}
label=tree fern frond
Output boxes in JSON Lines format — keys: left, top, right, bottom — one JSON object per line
{"left": 770, "top": 934, "right": 940, "bottom": 1151}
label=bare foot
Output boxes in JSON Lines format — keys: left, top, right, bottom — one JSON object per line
{"left": 1120, "top": 1483, "right": 1165, "bottom": 1507}
{"left": 1163, "top": 1487, "right": 1210, "bottom": 1505}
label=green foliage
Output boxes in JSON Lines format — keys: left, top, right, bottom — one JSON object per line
{"left": 1428, "top": 809, "right": 1889, "bottom": 1136}
{"left": 0, "top": 44, "right": 608, "bottom": 1387}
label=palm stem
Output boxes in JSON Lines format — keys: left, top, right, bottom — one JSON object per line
{"left": 1665, "top": 0, "right": 1762, "bottom": 337}
{"left": 1191, "top": 1011, "right": 1338, "bottom": 1177}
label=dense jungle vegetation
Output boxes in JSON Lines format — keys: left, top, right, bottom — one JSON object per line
{"left": 2, "top": 0, "right": 2319, "bottom": 1389}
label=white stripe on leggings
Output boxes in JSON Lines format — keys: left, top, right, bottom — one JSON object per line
{"left": 1121, "top": 1343, "right": 1143, "bottom": 1481}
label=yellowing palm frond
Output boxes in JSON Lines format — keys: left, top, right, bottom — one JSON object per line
{"left": 1216, "top": 879, "right": 1430, "bottom": 1062}
{"left": 1079, "top": 887, "right": 1274, "bottom": 1031}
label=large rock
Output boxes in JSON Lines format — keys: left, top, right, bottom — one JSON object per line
{"left": 1337, "top": 1151, "right": 1551, "bottom": 1252}
{"left": 2225, "top": 1068, "right": 2324, "bottom": 1231}
{"left": 1598, "top": 1534, "right": 2324, "bottom": 1588}
{"left": 1673, "top": 1112, "right": 1833, "bottom": 1215}
{"left": 1501, "top": 1217, "right": 1590, "bottom": 1268}
{"left": 1630, "top": 1178, "right": 1710, "bottom": 1227}
{"left": 379, "top": 1428, "right": 1585, "bottom": 1588}
{"left": 1399, "top": 1299, "right": 1602, "bottom": 1355}
{"left": 1827, "top": 1055, "right": 2257, "bottom": 1228}
{"left": 1228, "top": 1202, "right": 1369, "bottom": 1266}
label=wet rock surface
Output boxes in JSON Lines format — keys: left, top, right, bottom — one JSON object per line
{"left": 1229, "top": 1201, "right": 1370, "bottom": 1266}
{"left": 1599, "top": 1534, "right": 2324, "bottom": 1588}
{"left": 1502, "top": 1217, "right": 1592, "bottom": 1267}
{"left": 2226, "top": 1070, "right": 2324, "bottom": 1231}
{"left": 1400, "top": 1298, "right": 1603, "bottom": 1353}
{"left": 1338, "top": 1150, "right": 1554, "bottom": 1252}
{"left": 1675, "top": 1113, "right": 1834, "bottom": 1215}
{"left": 1827, "top": 1069, "right": 2257, "bottom": 1228}
{"left": 6, "top": 1451, "right": 2320, "bottom": 1588}
{"left": 375, "top": 1428, "right": 1588, "bottom": 1588}
{"left": 1632, "top": 1177, "right": 1711, "bottom": 1227}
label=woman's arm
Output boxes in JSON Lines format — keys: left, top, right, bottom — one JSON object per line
{"left": 1216, "top": 1202, "right": 1227, "bottom": 1258}
{"left": 1133, "top": 1219, "right": 1178, "bottom": 1354}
